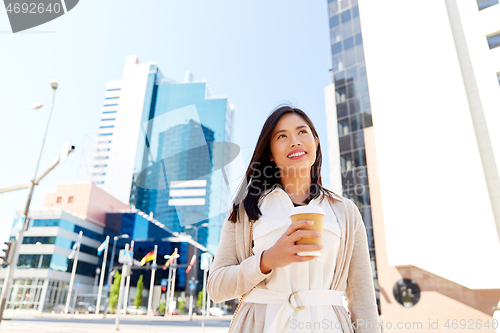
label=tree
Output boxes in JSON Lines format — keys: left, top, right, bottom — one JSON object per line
{"left": 109, "top": 271, "right": 121, "bottom": 313}
{"left": 197, "top": 290, "right": 204, "bottom": 308}
{"left": 178, "top": 298, "right": 186, "bottom": 313}
{"left": 134, "top": 274, "right": 144, "bottom": 308}
{"left": 158, "top": 300, "right": 165, "bottom": 314}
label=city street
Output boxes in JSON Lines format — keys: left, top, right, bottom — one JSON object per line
{"left": 0, "top": 314, "right": 232, "bottom": 333}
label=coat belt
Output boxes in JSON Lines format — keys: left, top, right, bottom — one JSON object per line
{"left": 242, "top": 288, "right": 345, "bottom": 333}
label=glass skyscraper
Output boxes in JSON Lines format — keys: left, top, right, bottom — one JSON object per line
{"left": 326, "top": 0, "right": 380, "bottom": 312}
{"left": 129, "top": 71, "right": 235, "bottom": 256}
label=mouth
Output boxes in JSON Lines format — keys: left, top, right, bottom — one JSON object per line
{"left": 287, "top": 151, "right": 307, "bottom": 159}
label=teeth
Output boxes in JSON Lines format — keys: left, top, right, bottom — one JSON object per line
{"left": 288, "top": 152, "right": 306, "bottom": 158}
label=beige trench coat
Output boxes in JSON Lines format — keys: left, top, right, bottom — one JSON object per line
{"left": 207, "top": 191, "right": 381, "bottom": 333}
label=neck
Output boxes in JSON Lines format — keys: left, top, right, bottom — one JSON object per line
{"left": 280, "top": 174, "right": 311, "bottom": 202}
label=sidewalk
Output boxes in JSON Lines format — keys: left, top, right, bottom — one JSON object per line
{"left": 4, "top": 312, "right": 233, "bottom": 321}
{"left": 0, "top": 313, "right": 232, "bottom": 333}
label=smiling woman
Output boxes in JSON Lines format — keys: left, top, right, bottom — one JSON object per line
{"left": 228, "top": 106, "right": 336, "bottom": 223}
{"left": 207, "top": 105, "right": 381, "bottom": 333}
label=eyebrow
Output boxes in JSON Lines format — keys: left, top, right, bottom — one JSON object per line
{"left": 273, "top": 125, "right": 308, "bottom": 138}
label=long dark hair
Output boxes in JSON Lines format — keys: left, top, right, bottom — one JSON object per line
{"left": 228, "top": 105, "right": 338, "bottom": 223}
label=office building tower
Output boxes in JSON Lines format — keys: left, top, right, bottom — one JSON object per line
{"left": 325, "top": 0, "right": 500, "bottom": 324}
{"left": 324, "top": 0, "right": 379, "bottom": 311}
{"left": 90, "top": 56, "right": 159, "bottom": 204}
{"left": 90, "top": 55, "right": 235, "bottom": 257}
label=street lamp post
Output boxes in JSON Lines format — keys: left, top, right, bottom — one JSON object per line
{"left": 94, "top": 268, "right": 101, "bottom": 295}
{"left": 0, "top": 80, "right": 59, "bottom": 324}
{"left": 102, "top": 234, "right": 128, "bottom": 317}
{"left": 107, "top": 234, "right": 129, "bottom": 288}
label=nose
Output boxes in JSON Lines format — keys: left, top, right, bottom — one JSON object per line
{"left": 290, "top": 134, "right": 302, "bottom": 148}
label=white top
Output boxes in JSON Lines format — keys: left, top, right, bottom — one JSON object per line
{"left": 252, "top": 185, "right": 344, "bottom": 333}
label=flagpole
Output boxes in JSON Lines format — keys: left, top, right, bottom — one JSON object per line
{"left": 163, "top": 249, "right": 177, "bottom": 317}
{"left": 95, "top": 236, "right": 109, "bottom": 316}
{"left": 123, "top": 240, "right": 134, "bottom": 311}
{"left": 147, "top": 245, "right": 157, "bottom": 315}
{"left": 168, "top": 248, "right": 178, "bottom": 316}
{"left": 65, "top": 231, "right": 83, "bottom": 314}
{"left": 165, "top": 259, "right": 172, "bottom": 317}
{"left": 115, "top": 243, "right": 130, "bottom": 331}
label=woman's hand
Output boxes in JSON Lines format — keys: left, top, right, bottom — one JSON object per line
{"left": 259, "top": 220, "right": 322, "bottom": 274}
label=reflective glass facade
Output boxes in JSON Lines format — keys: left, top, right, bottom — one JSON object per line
{"left": 327, "top": 0, "right": 380, "bottom": 312}
{"left": 130, "top": 77, "right": 234, "bottom": 255}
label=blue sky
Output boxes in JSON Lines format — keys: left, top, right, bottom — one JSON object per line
{"left": 0, "top": 0, "right": 333, "bottom": 245}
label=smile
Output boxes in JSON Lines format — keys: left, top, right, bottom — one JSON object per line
{"left": 288, "top": 152, "right": 306, "bottom": 159}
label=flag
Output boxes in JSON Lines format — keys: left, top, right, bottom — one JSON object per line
{"left": 97, "top": 238, "right": 108, "bottom": 256}
{"left": 140, "top": 251, "right": 155, "bottom": 266}
{"left": 68, "top": 233, "right": 82, "bottom": 260}
{"left": 164, "top": 250, "right": 179, "bottom": 268}
{"left": 185, "top": 255, "right": 196, "bottom": 274}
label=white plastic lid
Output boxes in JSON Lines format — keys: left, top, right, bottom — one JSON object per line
{"left": 289, "top": 205, "right": 325, "bottom": 217}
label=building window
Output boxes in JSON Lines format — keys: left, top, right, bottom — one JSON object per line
{"left": 330, "top": 15, "right": 340, "bottom": 28}
{"left": 104, "top": 104, "right": 118, "bottom": 107}
{"left": 100, "top": 125, "right": 114, "bottom": 129}
{"left": 331, "top": 41, "right": 342, "bottom": 55}
{"left": 98, "top": 133, "right": 113, "bottom": 137}
{"left": 103, "top": 111, "right": 117, "bottom": 114}
{"left": 343, "top": 36, "right": 354, "bottom": 50}
{"left": 353, "top": 148, "right": 367, "bottom": 167}
{"left": 101, "top": 118, "right": 116, "bottom": 121}
{"left": 107, "top": 88, "right": 121, "bottom": 91}
{"left": 338, "top": 117, "right": 350, "bottom": 136}
{"left": 341, "top": 9, "right": 351, "bottom": 23}
{"left": 105, "top": 97, "right": 119, "bottom": 100}
{"left": 68, "top": 196, "right": 74, "bottom": 203}
{"left": 17, "top": 254, "right": 52, "bottom": 269}
{"left": 56, "top": 197, "right": 62, "bottom": 203}
{"left": 328, "top": 1, "right": 339, "bottom": 17}
{"left": 340, "top": 153, "right": 353, "bottom": 172}
{"left": 477, "top": 0, "right": 499, "bottom": 10}
{"left": 487, "top": 32, "right": 500, "bottom": 49}
{"left": 23, "top": 236, "right": 56, "bottom": 245}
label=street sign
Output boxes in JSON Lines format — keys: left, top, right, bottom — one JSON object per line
{"left": 104, "top": 284, "right": 110, "bottom": 291}
{"left": 74, "top": 281, "right": 81, "bottom": 289}
{"left": 118, "top": 250, "right": 133, "bottom": 264}
{"left": 189, "top": 281, "right": 196, "bottom": 291}
{"left": 161, "top": 278, "right": 167, "bottom": 287}
{"left": 200, "top": 253, "right": 211, "bottom": 270}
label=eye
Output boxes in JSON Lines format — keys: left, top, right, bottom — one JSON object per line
{"left": 299, "top": 129, "right": 307, "bottom": 134}
{"left": 277, "top": 134, "right": 286, "bottom": 139}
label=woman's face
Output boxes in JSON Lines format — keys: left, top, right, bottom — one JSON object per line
{"left": 269, "top": 113, "right": 319, "bottom": 176}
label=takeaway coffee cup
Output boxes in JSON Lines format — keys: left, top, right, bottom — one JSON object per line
{"left": 289, "top": 206, "right": 325, "bottom": 257}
